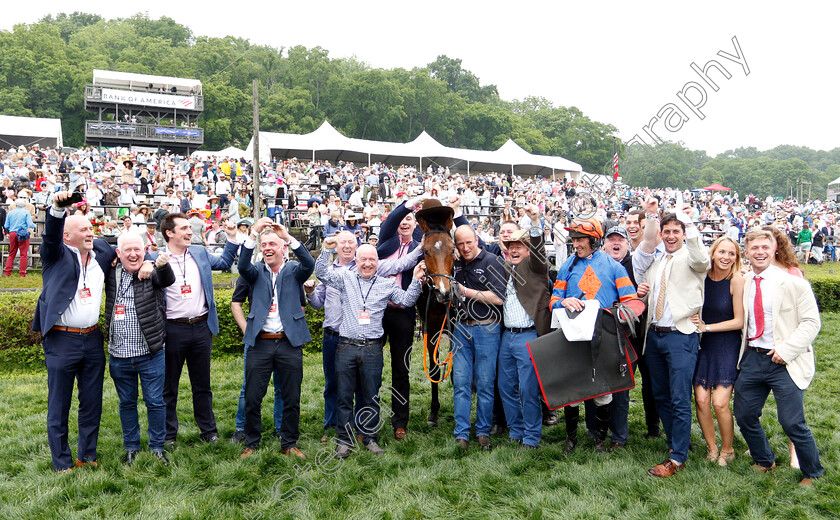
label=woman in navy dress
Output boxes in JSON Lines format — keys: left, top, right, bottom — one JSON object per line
{"left": 690, "top": 237, "right": 745, "bottom": 466}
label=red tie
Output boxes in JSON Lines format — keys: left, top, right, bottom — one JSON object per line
{"left": 747, "top": 276, "right": 764, "bottom": 341}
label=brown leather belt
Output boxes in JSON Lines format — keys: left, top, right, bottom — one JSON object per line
{"left": 258, "top": 331, "right": 286, "bottom": 340}
{"left": 650, "top": 325, "right": 677, "bottom": 333}
{"left": 459, "top": 318, "right": 500, "bottom": 326}
{"left": 167, "top": 314, "right": 208, "bottom": 325}
{"left": 52, "top": 324, "right": 99, "bottom": 334}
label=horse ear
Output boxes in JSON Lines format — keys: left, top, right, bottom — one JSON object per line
{"left": 417, "top": 217, "right": 431, "bottom": 233}
{"left": 444, "top": 214, "right": 453, "bottom": 231}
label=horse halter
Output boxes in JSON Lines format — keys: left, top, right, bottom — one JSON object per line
{"left": 421, "top": 228, "right": 456, "bottom": 286}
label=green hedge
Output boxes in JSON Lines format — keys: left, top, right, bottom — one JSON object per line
{"left": 0, "top": 288, "right": 326, "bottom": 371}
{"left": 3, "top": 277, "right": 838, "bottom": 370}
{"left": 810, "top": 276, "right": 840, "bottom": 313}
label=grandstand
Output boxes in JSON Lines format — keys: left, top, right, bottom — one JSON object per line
{"left": 83, "top": 69, "right": 204, "bottom": 154}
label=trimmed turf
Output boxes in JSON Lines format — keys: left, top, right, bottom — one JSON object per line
{"left": 0, "top": 316, "right": 838, "bottom": 519}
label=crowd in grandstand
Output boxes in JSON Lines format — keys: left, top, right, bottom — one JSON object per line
{"left": 1, "top": 144, "right": 838, "bottom": 270}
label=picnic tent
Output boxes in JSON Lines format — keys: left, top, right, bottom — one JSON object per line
{"left": 0, "top": 115, "right": 63, "bottom": 149}
{"left": 245, "top": 121, "right": 582, "bottom": 177}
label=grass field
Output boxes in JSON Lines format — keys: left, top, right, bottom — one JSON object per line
{"left": 0, "top": 316, "right": 838, "bottom": 519}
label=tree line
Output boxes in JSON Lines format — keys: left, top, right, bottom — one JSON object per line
{"left": 1, "top": 12, "right": 837, "bottom": 199}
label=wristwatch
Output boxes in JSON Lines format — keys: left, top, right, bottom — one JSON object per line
{"left": 705, "top": 324, "right": 711, "bottom": 332}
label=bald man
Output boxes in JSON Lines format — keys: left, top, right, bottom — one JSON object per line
{"left": 33, "top": 192, "right": 152, "bottom": 472}
{"left": 315, "top": 236, "right": 426, "bottom": 459}
{"left": 306, "top": 230, "right": 423, "bottom": 443}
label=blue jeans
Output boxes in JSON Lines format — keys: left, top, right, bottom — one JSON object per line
{"left": 734, "top": 348, "right": 824, "bottom": 478}
{"left": 498, "top": 329, "right": 542, "bottom": 446}
{"left": 235, "top": 344, "right": 282, "bottom": 433}
{"left": 644, "top": 330, "right": 698, "bottom": 464}
{"left": 109, "top": 350, "right": 166, "bottom": 451}
{"left": 322, "top": 332, "right": 339, "bottom": 430}
{"left": 452, "top": 322, "right": 501, "bottom": 440}
{"left": 335, "top": 340, "right": 384, "bottom": 445}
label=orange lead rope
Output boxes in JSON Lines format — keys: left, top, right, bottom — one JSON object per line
{"left": 423, "top": 302, "right": 454, "bottom": 383}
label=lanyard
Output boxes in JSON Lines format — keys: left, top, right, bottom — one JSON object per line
{"left": 171, "top": 250, "right": 189, "bottom": 284}
{"left": 117, "top": 268, "right": 132, "bottom": 302}
{"left": 270, "top": 270, "right": 278, "bottom": 303}
{"left": 356, "top": 276, "right": 375, "bottom": 311}
{"left": 81, "top": 253, "right": 90, "bottom": 289}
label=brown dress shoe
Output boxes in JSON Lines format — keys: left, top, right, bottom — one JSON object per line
{"left": 240, "top": 448, "right": 256, "bottom": 458}
{"left": 477, "top": 435, "right": 492, "bottom": 451}
{"left": 753, "top": 462, "right": 776, "bottom": 473}
{"left": 74, "top": 459, "right": 98, "bottom": 468}
{"left": 648, "top": 459, "right": 683, "bottom": 477}
{"left": 282, "top": 447, "right": 306, "bottom": 459}
{"left": 798, "top": 478, "right": 813, "bottom": 486}
{"left": 456, "top": 439, "right": 469, "bottom": 450}
{"left": 394, "top": 427, "right": 407, "bottom": 439}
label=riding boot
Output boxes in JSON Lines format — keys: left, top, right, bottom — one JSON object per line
{"left": 593, "top": 403, "right": 611, "bottom": 453}
{"left": 562, "top": 406, "right": 579, "bottom": 455}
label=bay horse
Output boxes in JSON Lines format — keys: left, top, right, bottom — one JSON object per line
{"left": 414, "top": 200, "right": 458, "bottom": 427}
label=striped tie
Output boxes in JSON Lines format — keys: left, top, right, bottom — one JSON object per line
{"left": 654, "top": 255, "right": 673, "bottom": 322}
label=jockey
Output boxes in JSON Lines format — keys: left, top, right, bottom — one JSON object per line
{"left": 550, "top": 217, "right": 637, "bottom": 454}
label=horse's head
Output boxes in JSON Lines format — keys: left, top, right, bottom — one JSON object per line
{"left": 422, "top": 229, "right": 456, "bottom": 303}
{"left": 415, "top": 199, "right": 456, "bottom": 304}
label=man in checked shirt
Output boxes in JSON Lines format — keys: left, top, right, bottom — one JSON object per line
{"left": 315, "top": 235, "right": 426, "bottom": 459}
{"left": 103, "top": 233, "right": 175, "bottom": 467}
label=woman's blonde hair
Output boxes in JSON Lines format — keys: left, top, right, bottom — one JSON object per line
{"left": 708, "top": 236, "right": 741, "bottom": 279}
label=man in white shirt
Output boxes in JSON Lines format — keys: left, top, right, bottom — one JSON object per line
{"left": 734, "top": 229, "right": 823, "bottom": 486}
{"left": 636, "top": 207, "right": 710, "bottom": 478}
{"left": 34, "top": 192, "right": 153, "bottom": 472}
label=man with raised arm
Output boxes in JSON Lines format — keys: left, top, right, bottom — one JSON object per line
{"left": 238, "top": 219, "right": 315, "bottom": 459}
{"left": 316, "top": 235, "right": 426, "bottom": 459}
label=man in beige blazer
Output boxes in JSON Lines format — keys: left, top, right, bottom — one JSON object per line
{"left": 636, "top": 210, "right": 710, "bottom": 477}
{"left": 734, "top": 229, "right": 823, "bottom": 486}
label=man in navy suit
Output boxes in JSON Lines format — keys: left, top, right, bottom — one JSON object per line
{"left": 238, "top": 219, "right": 315, "bottom": 459}
{"left": 158, "top": 212, "right": 239, "bottom": 445}
{"left": 34, "top": 191, "right": 152, "bottom": 472}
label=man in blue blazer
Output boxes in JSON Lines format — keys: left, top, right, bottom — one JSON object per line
{"left": 34, "top": 191, "right": 153, "bottom": 472}
{"left": 238, "top": 218, "right": 315, "bottom": 459}
{"left": 157, "top": 212, "right": 239, "bottom": 445}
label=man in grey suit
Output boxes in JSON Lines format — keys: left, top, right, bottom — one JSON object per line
{"left": 238, "top": 219, "right": 315, "bottom": 459}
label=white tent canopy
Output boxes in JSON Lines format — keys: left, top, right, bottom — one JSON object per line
{"left": 191, "top": 146, "right": 247, "bottom": 161}
{"left": 0, "top": 115, "right": 63, "bottom": 149}
{"left": 245, "top": 121, "right": 582, "bottom": 176}
{"left": 92, "top": 69, "right": 202, "bottom": 95}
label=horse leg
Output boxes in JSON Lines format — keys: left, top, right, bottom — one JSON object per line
{"left": 428, "top": 353, "right": 440, "bottom": 427}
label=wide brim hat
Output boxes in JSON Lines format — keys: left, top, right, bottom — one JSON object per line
{"left": 415, "top": 198, "right": 454, "bottom": 231}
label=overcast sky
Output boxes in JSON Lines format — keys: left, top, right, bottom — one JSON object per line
{"left": 4, "top": 1, "right": 838, "bottom": 156}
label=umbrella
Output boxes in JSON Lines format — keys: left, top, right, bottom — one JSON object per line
{"left": 702, "top": 183, "right": 731, "bottom": 191}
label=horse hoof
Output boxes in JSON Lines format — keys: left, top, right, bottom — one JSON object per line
{"left": 427, "top": 414, "right": 439, "bottom": 427}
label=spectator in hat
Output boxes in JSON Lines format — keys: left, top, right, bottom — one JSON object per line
{"left": 342, "top": 211, "right": 363, "bottom": 243}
